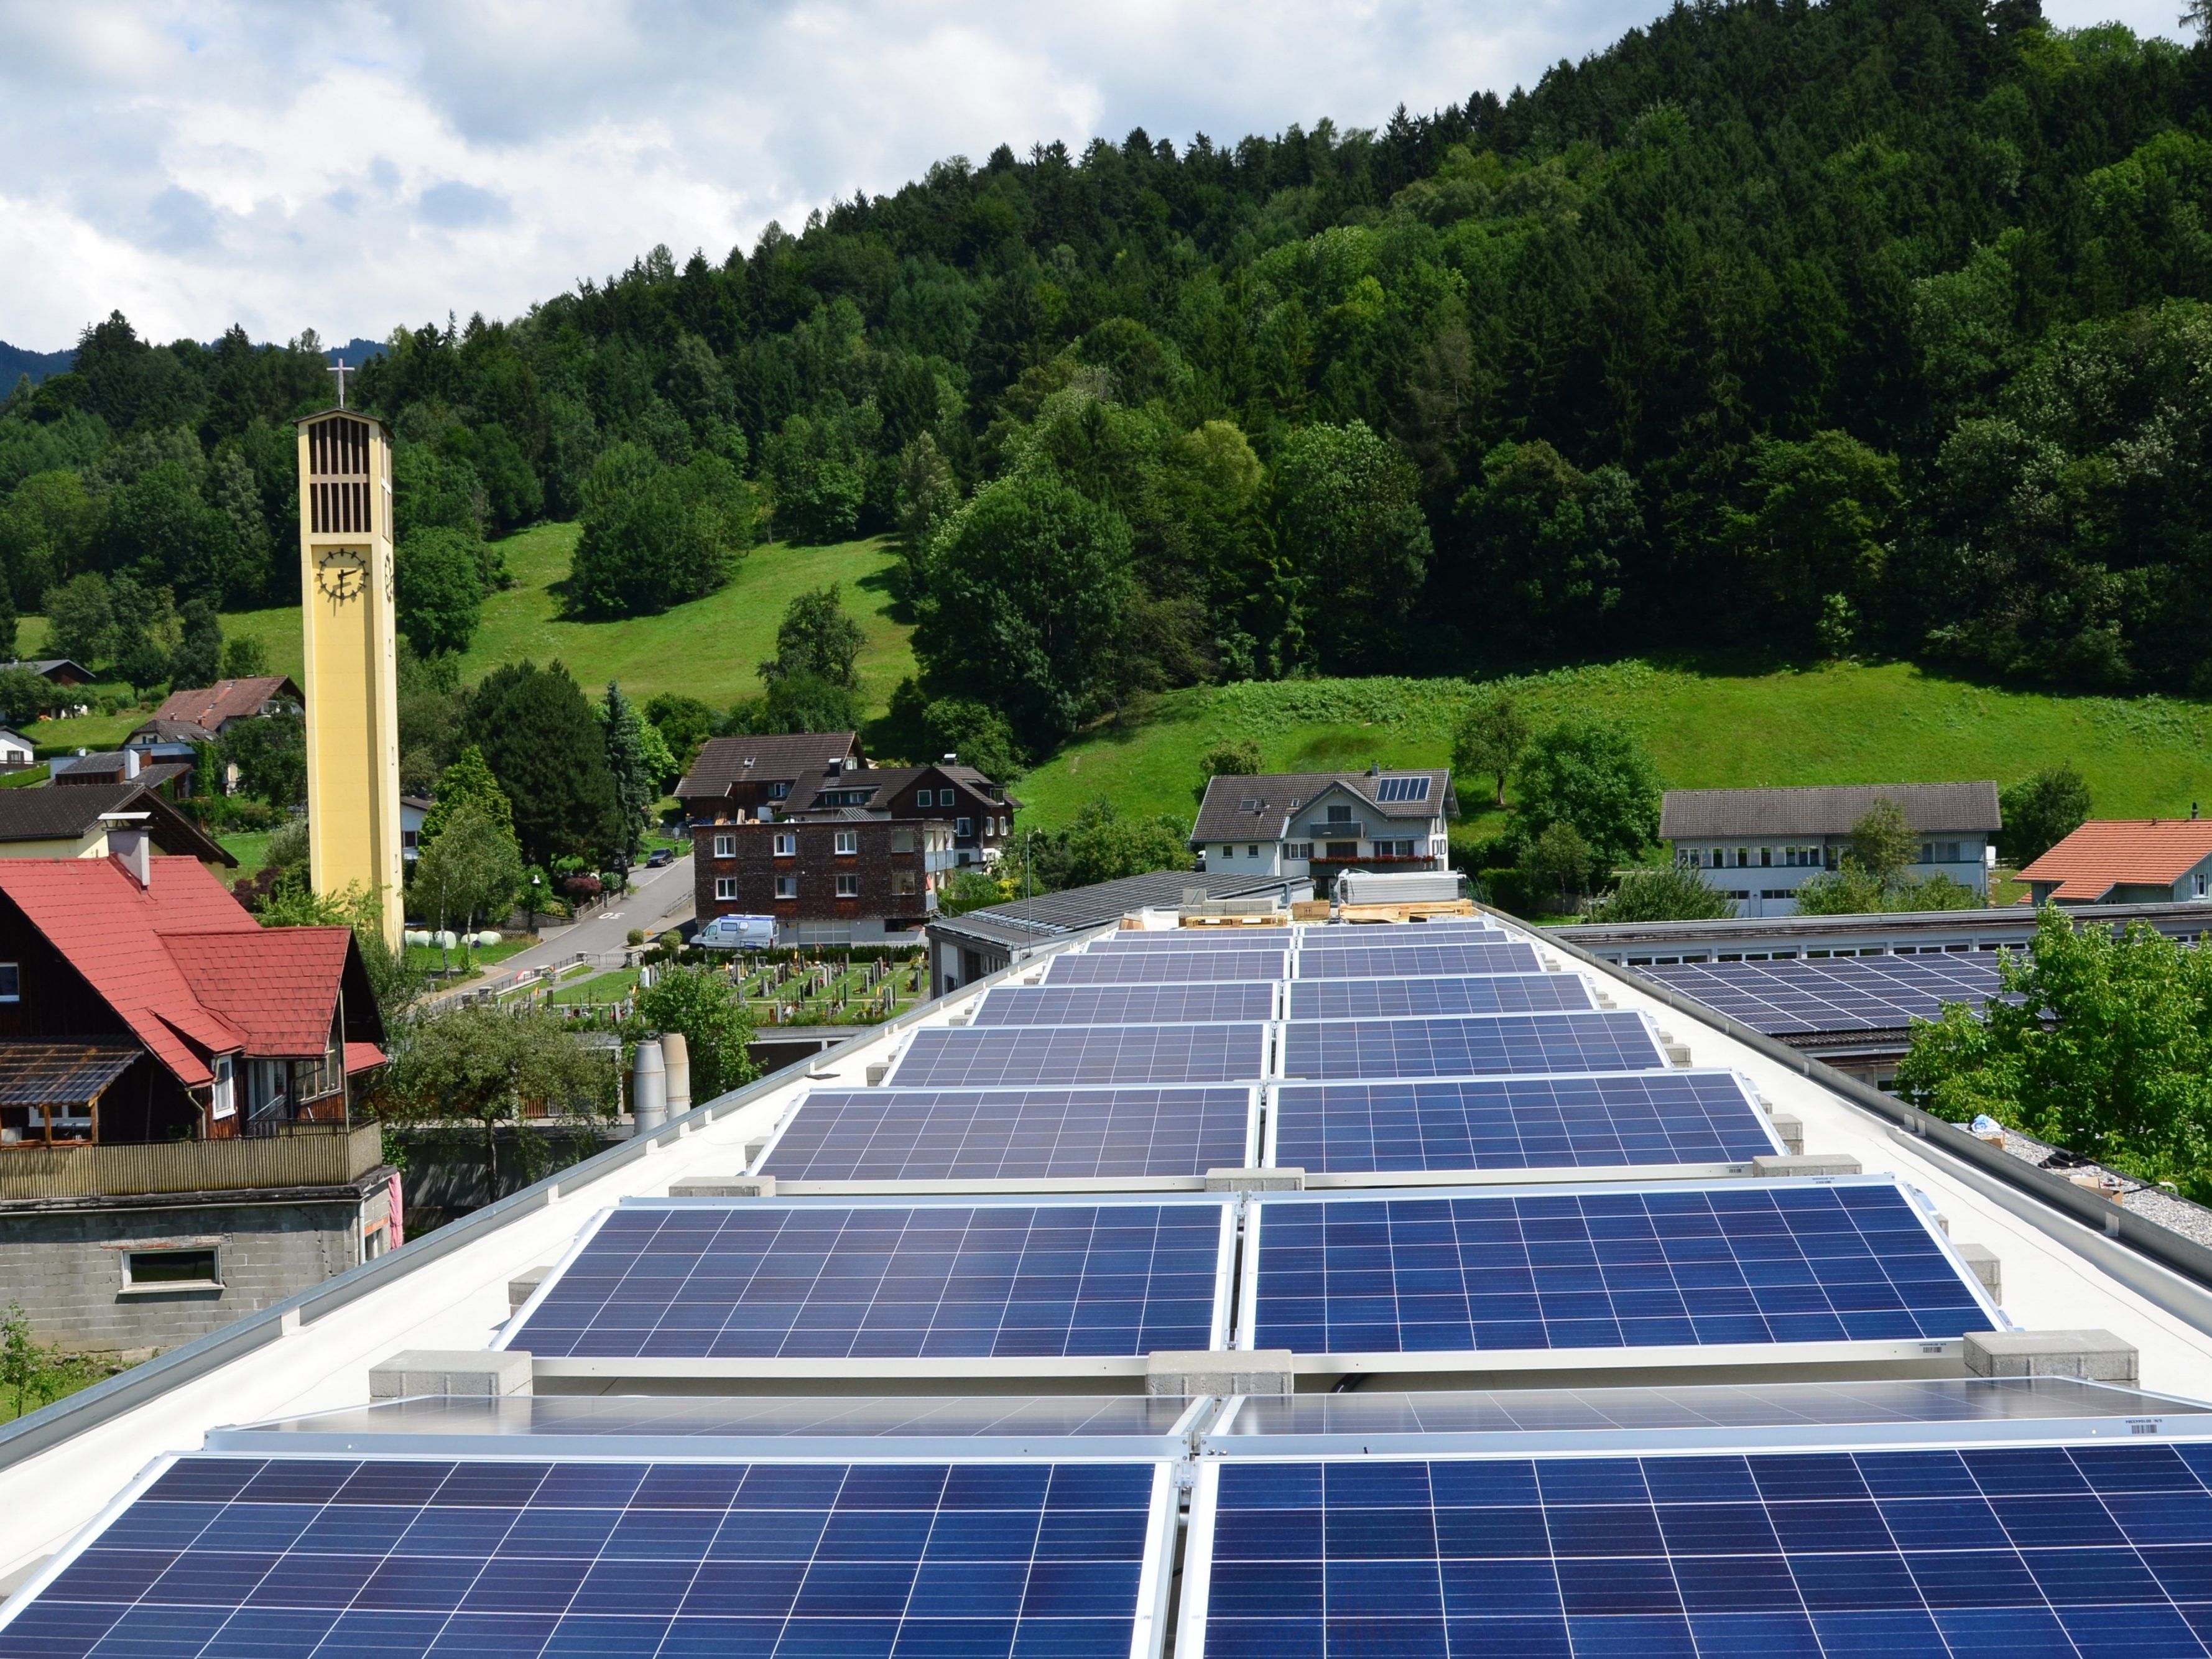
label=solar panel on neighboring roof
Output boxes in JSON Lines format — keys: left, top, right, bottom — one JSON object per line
{"left": 1271, "top": 1071, "right": 1778, "bottom": 1174}
{"left": 4, "top": 1455, "right": 1171, "bottom": 1659}
{"left": 894, "top": 1023, "right": 1270, "bottom": 1087}
{"left": 1184, "top": 1441, "right": 2212, "bottom": 1658}
{"left": 1293, "top": 941, "right": 1542, "bottom": 979}
{"left": 761, "top": 1087, "right": 1254, "bottom": 1181}
{"left": 508, "top": 1198, "right": 1233, "bottom": 1361}
{"left": 1644, "top": 953, "right": 2008, "bottom": 1036}
{"left": 1244, "top": 1180, "right": 1994, "bottom": 1357}
{"left": 1048, "top": 949, "right": 1287, "bottom": 985}
{"left": 1371, "top": 775, "right": 1431, "bottom": 802}
{"left": 1286, "top": 974, "right": 1594, "bottom": 1021}
{"left": 1280, "top": 1012, "right": 1667, "bottom": 1079}
{"left": 976, "top": 982, "right": 1277, "bottom": 1027}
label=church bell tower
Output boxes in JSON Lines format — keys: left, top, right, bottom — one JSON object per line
{"left": 296, "top": 369, "right": 404, "bottom": 949}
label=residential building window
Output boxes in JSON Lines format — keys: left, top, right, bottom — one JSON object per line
{"left": 2198, "top": 872, "right": 2207, "bottom": 897}
{"left": 713, "top": 834, "right": 735, "bottom": 858}
{"left": 0, "top": 962, "right": 16, "bottom": 1001}
{"left": 126, "top": 1247, "right": 220, "bottom": 1289}
{"left": 836, "top": 874, "right": 859, "bottom": 898}
{"left": 211, "top": 1056, "right": 235, "bottom": 1122}
{"left": 1287, "top": 842, "right": 1313, "bottom": 859}
{"left": 1219, "top": 845, "right": 1233, "bottom": 857}
{"left": 1248, "top": 844, "right": 1260, "bottom": 857}
{"left": 769, "top": 783, "right": 790, "bottom": 799}
{"left": 774, "top": 876, "right": 798, "bottom": 899}
{"left": 1761, "top": 846, "right": 1772, "bottom": 867}
{"left": 773, "top": 833, "right": 796, "bottom": 856}
{"left": 892, "top": 871, "right": 917, "bottom": 896}
{"left": 956, "top": 817, "right": 973, "bottom": 837}
{"left": 715, "top": 877, "right": 738, "bottom": 901}
{"left": 1327, "top": 805, "right": 1353, "bottom": 823}
{"left": 834, "top": 830, "right": 859, "bottom": 855}
{"left": 891, "top": 829, "right": 915, "bottom": 854}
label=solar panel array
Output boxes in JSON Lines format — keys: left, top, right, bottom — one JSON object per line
{"left": 1295, "top": 940, "right": 1543, "bottom": 978}
{"left": 761, "top": 1087, "right": 1254, "bottom": 1183}
{"left": 1190, "top": 1441, "right": 2212, "bottom": 1658}
{"left": 2, "top": 1454, "right": 1165, "bottom": 1659}
{"left": 975, "top": 981, "right": 1277, "bottom": 1027}
{"left": 892, "top": 1022, "right": 1269, "bottom": 1087}
{"left": 1282, "top": 1012, "right": 1668, "bottom": 1080}
{"left": 1287, "top": 974, "right": 1594, "bottom": 1020}
{"left": 511, "top": 1199, "right": 1229, "bottom": 1361}
{"left": 1644, "top": 953, "right": 2007, "bottom": 1036}
{"left": 1272, "top": 1073, "right": 1778, "bottom": 1174}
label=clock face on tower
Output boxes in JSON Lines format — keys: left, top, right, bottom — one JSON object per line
{"left": 315, "top": 547, "right": 368, "bottom": 601}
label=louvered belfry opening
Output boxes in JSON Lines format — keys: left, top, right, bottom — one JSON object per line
{"left": 306, "top": 415, "right": 372, "bottom": 535}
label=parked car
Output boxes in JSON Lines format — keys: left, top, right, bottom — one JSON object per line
{"left": 695, "top": 914, "right": 777, "bottom": 950}
{"left": 646, "top": 848, "right": 674, "bottom": 868}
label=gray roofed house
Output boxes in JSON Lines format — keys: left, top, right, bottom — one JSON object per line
{"left": 0, "top": 780, "right": 234, "bottom": 865}
{"left": 1660, "top": 782, "right": 2001, "bottom": 919}
{"left": 1190, "top": 767, "right": 1458, "bottom": 885}
{"left": 674, "top": 732, "right": 864, "bottom": 813}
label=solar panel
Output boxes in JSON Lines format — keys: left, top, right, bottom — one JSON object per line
{"left": 1048, "top": 949, "right": 1287, "bottom": 985}
{"left": 1271, "top": 1071, "right": 1779, "bottom": 1174}
{"left": 1090, "top": 930, "right": 1295, "bottom": 951}
{"left": 1372, "top": 775, "right": 1432, "bottom": 802}
{"left": 508, "top": 1198, "right": 1233, "bottom": 1362}
{"left": 1280, "top": 1012, "right": 1667, "bottom": 1080}
{"left": 1286, "top": 974, "right": 1594, "bottom": 1021}
{"left": 976, "top": 982, "right": 1277, "bottom": 1027}
{"left": 894, "top": 1024, "right": 1270, "bottom": 1087}
{"left": 1243, "top": 1180, "right": 1994, "bottom": 1357}
{"left": 1, "top": 1454, "right": 1172, "bottom": 1659}
{"left": 1644, "top": 953, "right": 2008, "bottom": 1036}
{"left": 1302, "top": 920, "right": 1502, "bottom": 945}
{"left": 1185, "top": 1440, "right": 2212, "bottom": 1659}
{"left": 761, "top": 1087, "right": 1256, "bottom": 1181}
{"left": 1294, "top": 941, "right": 1543, "bottom": 979}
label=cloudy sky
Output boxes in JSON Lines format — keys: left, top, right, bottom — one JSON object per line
{"left": 0, "top": 0, "right": 2183, "bottom": 352}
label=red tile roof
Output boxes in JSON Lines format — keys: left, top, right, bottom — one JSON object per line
{"left": 2016, "top": 819, "right": 2212, "bottom": 902}
{"left": 0, "top": 856, "right": 373, "bottom": 1086}
{"left": 152, "top": 676, "right": 300, "bottom": 729}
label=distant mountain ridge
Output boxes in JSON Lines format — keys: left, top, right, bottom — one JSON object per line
{"left": 0, "top": 334, "right": 384, "bottom": 390}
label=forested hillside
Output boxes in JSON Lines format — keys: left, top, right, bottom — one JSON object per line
{"left": 4, "top": 0, "right": 2210, "bottom": 767}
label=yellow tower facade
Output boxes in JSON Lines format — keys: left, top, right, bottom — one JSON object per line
{"left": 296, "top": 407, "right": 404, "bottom": 948}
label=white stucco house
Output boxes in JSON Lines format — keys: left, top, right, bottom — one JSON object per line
{"left": 1190, "top": 766, "right": 1458, "bottom": 883}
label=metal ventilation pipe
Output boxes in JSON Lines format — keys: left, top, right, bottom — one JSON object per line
{"left": 631, "top": 1038, "right": 667, "bottom": 1135}
{"left": 660, "top": 1032, "right": 692, "bottom": 1117}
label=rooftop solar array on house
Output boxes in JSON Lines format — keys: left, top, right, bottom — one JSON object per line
{"left": 1293, "top": 940, "right": 1543, "bottom": 978}
{"left": 1241, "top": 1179, "right": 1994, "bottom": 1362}
{"left": 506, "top": 1197, "right": 1233, "bottom": 1366}
{"left": 7, "top": 1454, "right": 1175, "bottom": 1659}
{"left": 1047, "top": 948, "right": 1289, "bottom": 984}
{"left": 1372, "top": 775, "right": 1432, "bottom": 802}
{"left": 1270, "top": 1071, "right": 1778, "bottom": 1178}
{"left": 975, "top": 981, "right": 1277, "bottom": 1027}
{"left": 1643, "top": 952, "right": 2007, "bottom": 1035}
{"left": 759, "top": 1086, "right": 1256, "bottom": 1184}
{"left": 1281, "top": 1012, "right": 1668, "bottom": 1080}
{"left": 892, "top": 1022, "right": 1270, "bottom": 1086}
{"left": 1286, "top": 973, "right": 1594, "bottom": 1020}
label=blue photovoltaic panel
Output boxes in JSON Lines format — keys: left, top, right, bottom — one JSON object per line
{"left": 976, "top": 982, "right": 1277, "bottom": 1027}
{"left": 511, "top": 1199, "right": 1229, "bottom": 1360}
{"left": 1192, "top": 1441, "right": 2212, "bottom": 1659}
{"left": 1645, "top": 953, "right": 2008, "bottom": 1036}
{"left": 0, "top": 1455, "right": 1161, "bottom": 1659}
{"left": 1372, "top": 775, "right": 1431, "bottom": 802}
{"left": 764, "top": 1087, "right": 1254, "bottom": 1181}
{"left": 1049, "top": 950, "right": 1287, "bottom": 986}
{"left": 1287, "top": 974, "right": 1594, "bottom": 1022}
{"left": 1246, "top": 1182, "right": 1994, "bottom": 1357}
{"left": 1294, "top": 942, "right": 1542, "bottom": 979}
{"left": 1093, "top": 930, "right": 1296, "bottom": 951}
{"left": 1272, "top": 1072, "right": 1778, "bottom": 1173}
{"left": 895, "top": 1024, "right": 1269, "bottom": 1087}
{"left": 1281, "top": 1013, "right": 1667, "bottom": 1081}
{"left": 1303, "top": 922, "right": 1503, "bottom": 946}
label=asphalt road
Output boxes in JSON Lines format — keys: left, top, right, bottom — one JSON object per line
{"left": 431, "top": 851, "right": 697, "bottom": 1000}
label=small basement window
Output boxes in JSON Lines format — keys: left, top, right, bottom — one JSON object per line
{"left": 125, "top": 1247, "right": 220, "bottom": 1289}
{"left": 0, "top": 962, "right": 17, "bottom": 1002}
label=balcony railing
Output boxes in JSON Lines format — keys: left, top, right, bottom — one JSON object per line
{"left": 0, "top": 1121, "right": 383, "bottom": 1201}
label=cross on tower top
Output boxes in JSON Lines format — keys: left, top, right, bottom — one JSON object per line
{"left": 327, "top": 359, "right": 351, "bottom": 409}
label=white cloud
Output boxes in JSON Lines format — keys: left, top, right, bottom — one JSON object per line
{"left": 0, "top": 0, "right": 2189, "bottom": 349}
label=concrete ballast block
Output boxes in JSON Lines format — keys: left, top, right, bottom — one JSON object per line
{"left": 1953, "top": 1242, "right": 2002, "bottom": 1300}
{"left": 865, "top": 1063, "right": 891, "bottom": 1086}
{"left": 1752, "top": 1153, "right": 1863, "bottom": 1178}
{"left": 371, "top": 1349, "right": 533, "bottom": 1399}
{"left": 670, "top": 1175, "right": 777, "bottom": 1198}
{"left": 1146, "top": 1349, "right": 1295, "bottom": 1397}
{"left": 1963, "top": 1329, "right": 2136, "bottom": 1384}
{"left": 1205, "top": 1167, "right": 1305, "bottom": 1193}
{"left": 507, "top": 1267, "right": 551, "bottom": 1313}
{"left": 1766, "top": 1113, "right": 1805, "bottom": 1156}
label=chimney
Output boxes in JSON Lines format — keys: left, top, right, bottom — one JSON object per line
{"left": 661, "top": 1032, "right": 692, "bottom": 1116}
{"left": 103, "top": 815, "right": 153, "bottom": 889}
{"left": 124, "top": 747, "right": 141, "bottom": 780}
{"left": 631, "top": 1038, "right": 667, "bottom": 1134}
{"left": 942, "top": 752, "right": 957, "bottom": 764}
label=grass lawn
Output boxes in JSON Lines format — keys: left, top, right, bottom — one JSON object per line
{"left": 547, "top": 968, "right": 641, "bottom": 1006}
{"left": 22, "top": 709, "right": 150, "bottom": 755}
{"left": 1013, "top": 659, "right": 2212, "bottom": 851}
{"left": 220, "top": 831, "right": 272, "bottom": 882}
{"left": 404, "top": 935, "right": 537, "bottom": 979}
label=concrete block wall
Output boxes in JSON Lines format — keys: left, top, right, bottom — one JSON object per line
{"left": 0, "top": 1195, "right": 369, "bottom": 1354}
